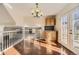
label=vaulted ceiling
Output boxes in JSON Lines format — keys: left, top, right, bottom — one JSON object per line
{"left": 4, "top": 3, "right": 68, "bottom": 16}
{"left": 3, "top": 3, "right": 68, "bottom": 26}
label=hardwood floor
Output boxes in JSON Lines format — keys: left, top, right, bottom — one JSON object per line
{"left": 2, "top": 35, "right": 75, "bottom": 55}
{"left": 13, "top": 39, "right": 75, "bottom": 55}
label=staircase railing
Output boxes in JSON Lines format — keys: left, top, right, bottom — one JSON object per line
{"left": 0, "top": 27, "right": 23, "bottom": 53}
{"left": 0, "top": 26, "right": 43, "bottom": 54}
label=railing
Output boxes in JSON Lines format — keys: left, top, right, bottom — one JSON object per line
{"left": 0, "top": 26, "right": 43, "bottom": 54}
{"left": 0, "top": 29, "right": 23, "bottom": 52}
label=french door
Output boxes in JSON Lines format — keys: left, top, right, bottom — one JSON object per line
{"left": 72, "top": 7, "right": 79, "bottom": 50}
{"left": 61, "top": 15, "right": 68, "bottom": 45}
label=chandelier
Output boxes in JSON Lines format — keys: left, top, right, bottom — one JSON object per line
{"left": 32, "top": 3, "right": 43, "bottom": 17}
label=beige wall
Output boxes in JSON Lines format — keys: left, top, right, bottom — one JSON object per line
{"left": 23, "top": 16, "right": 45, "bottom": 27}
{"left": 0, "top": 4, "right": 16, "bottom": 26}
{"left": 56, "top": 3, "right": 79, "bottom": 54}
{"left": 4, "top": 4, "right": 45, "bottom": 27}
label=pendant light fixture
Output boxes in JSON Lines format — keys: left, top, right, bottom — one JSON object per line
{"left": 32, "top": 3, "right": 43, "bottom": 18}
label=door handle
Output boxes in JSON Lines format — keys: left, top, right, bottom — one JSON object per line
{"left": 70, "top": 30, "right": 72, "bottom": 31}
{"left": 69, "top": 30, "right": 72, "bottom": 34}
{"left": 69, "top": 33, "right": 72, "bottom": 34}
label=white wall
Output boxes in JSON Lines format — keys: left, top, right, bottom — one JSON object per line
{"left": 23, "top": 16, "right": 45, "bottom": 26}
{"left": 0, "top": 4, "right": 16, "bottom": 26}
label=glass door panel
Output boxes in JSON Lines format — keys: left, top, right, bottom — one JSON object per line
{"left": 72, "top": 7, "right": 79, "bottom": 49}
{"left": 61, "top": 15, "right": 68, "bottom": 44}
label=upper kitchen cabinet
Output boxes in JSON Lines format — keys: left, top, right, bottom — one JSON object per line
{"left": 45, "top": 15, "right": 56, "bottom": 26}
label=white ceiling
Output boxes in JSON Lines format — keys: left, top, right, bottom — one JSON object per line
{"left": 3, "top": 3, "right": 69, "bottom": 26}
{"left": 5, "top": 3, "right": 68, "bottom": 16}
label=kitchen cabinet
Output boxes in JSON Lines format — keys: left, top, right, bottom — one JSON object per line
{"left": 45, "top": 15, "right": 56, "bottom": 26}
{"left": 45, "top": 31, "right": 57, "bottom": 44}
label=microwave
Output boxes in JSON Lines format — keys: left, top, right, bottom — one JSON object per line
{"left": 44, "top": 26, "right": 54, "bottom": 31}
